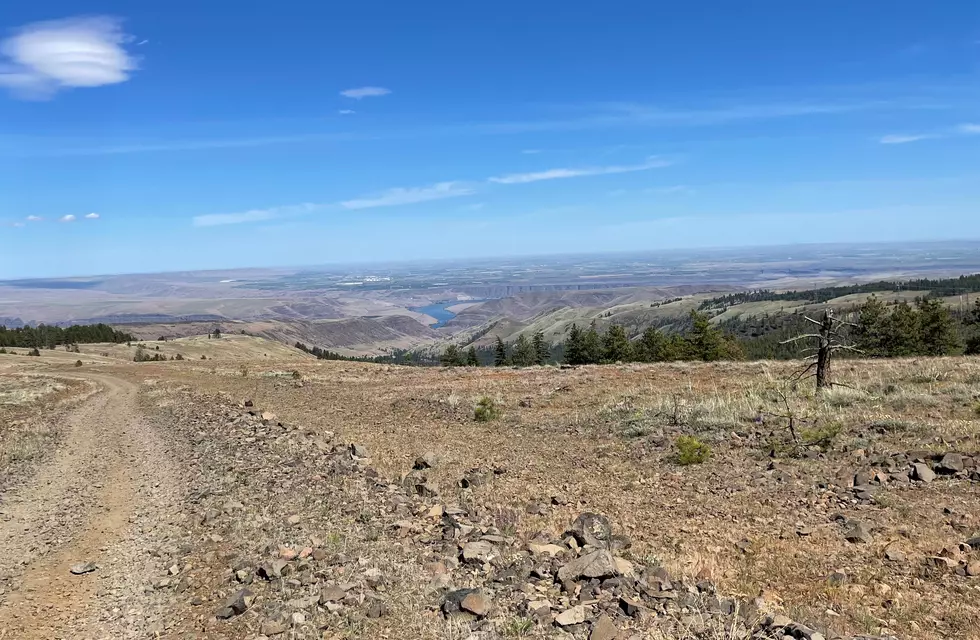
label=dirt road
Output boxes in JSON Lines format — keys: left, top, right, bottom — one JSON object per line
{"left": 0, "top": 372, "right": 182, "bottom": 639}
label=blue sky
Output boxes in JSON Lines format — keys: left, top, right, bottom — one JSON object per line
{"left": 0, "top": 1, "right": 978, "bottom": 278}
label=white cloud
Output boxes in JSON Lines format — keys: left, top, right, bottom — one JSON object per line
{"left": 340, "top": 86, "right": 391, "bottom": 99}
{"left": 341, "top": 182, "right": 475, "bottom": 210}
{"left": 25, "top": 215, "right": 42, "bottom": 221}
{"left": 521, "top": 149, "right": 541, "bottom": 154}
{"left": 0, "top": 16, "right": 137, "bottom": 100}
{"left": 60, "top": 214, "right": 76, "bottom": 222}
{"left": 488, "top": 157, "right": 671, "bottom": 185}
{"left": 960, "top": 123, "right": 980, "bottom": 134}
{"left": 338, "top": 109, "right": 356, "bottom": 115}
{"left": 193, "top": 203, "right": 321, "bottom": 227}
{"left": 84, "top": 212, "right": 100, "bottom": 219}
{"left": 879, "top": 134, "right": 933, "bottom": 144}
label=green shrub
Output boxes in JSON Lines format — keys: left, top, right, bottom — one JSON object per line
{"left": 474, "top": 396, "right": 500, "bottom": 422}
{"left": 675, "top": 435, "right": 711, "bottom": 465}
{"left": 800, "top": 421, "right": 842, "bottom": 449}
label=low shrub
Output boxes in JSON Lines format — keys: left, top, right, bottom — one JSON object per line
{"left": 675, "top": 435, "right": 711, "bottom": 465}
{"left": 474, "top": 396, "right": 500, "bottom": 422}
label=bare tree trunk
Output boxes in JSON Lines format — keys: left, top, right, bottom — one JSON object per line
{"left": 815, "top": 312, "right": 833, "bottom": 389}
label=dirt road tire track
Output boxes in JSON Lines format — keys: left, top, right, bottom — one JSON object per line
{"left": 0, "top": 372, "right": 183, "bottom": 639}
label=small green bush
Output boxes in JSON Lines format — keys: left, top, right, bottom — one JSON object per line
{"left": 474, "top": 396, "right": 500, "bottom": 422}
{"left": 800, "top": 421, "right": 842, "bottom": 449}
{"left": 675, "top": 435, "right": 711, "bottom": 465}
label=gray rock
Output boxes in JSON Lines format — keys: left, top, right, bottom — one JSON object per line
{"left": 843, "top": 520, "right": 872, "bottom": 544}
{"left": 555, "top": 605, "right": 587, "bottom": 626}
{"left": 350, "top": 443, "right": 370, "bottom": 459}
{"left": 215, "top": 588, "right": 254, "bottom": 619}
{"left": 414, "top": 452, "right": 439, "bottom": 470}
{"left": 911, "top": 463, "right": 935, "bottom": 483}
{"left": 462, "top": 540, "right": 495, "bottom": 564}
{"left": 69, "top": 562, "right": 97, "bottom": 575}
{"left": 591, "top": 614, "right": 619, "bottom": 640}
{"left": 566, "top": 513, "right": 613, "bottom": 549}
{"left": 556, "top": 549, "right": 618, "bottom": 582}
{"left": 937, "top": 453, "right": 964, "bottom": 474}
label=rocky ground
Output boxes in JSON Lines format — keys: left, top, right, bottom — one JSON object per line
{"left": 0, "top": 350, "right": 979, "bottom": 639}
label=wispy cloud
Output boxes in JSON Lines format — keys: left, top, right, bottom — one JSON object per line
{"left": 0, "top": 16, "right": 137, "bottom": 100}
{"left": 25, "top": 215, "right": 42, "bottom": 221}
{"left": 879, "top": 123, "right": 980, "bottom": 144}
{"left": 879, "top": 133, "right": 934, "bottom": 144}
{"left": 488, "top": 157, "right": 671, "bottom": 185}
{"left": 84, "top": 212, "right": 100, "bottom": 219}
{"left": 60, "top": 214, "right": 76, "bottom": 222}
{"left": 338, "top": 109, "right": 356, "bottom": 115}
{"left": 340, "top": 86, "right": 391, "bottom": 99}
{"left": 193, "top": 203, "right": 322, "bottom": 227}
{"left": 521, "top": 149, "right": 542, "bottom": 155}
{"left": 341, "top": 182, "right": 474, "bottom": 210}
{"left": 460, "top": 202, "right": 486, "bottom": 211}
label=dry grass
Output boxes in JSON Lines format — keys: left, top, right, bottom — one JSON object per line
{"left": 160, "top": 354, "right": 980, "bottom": 640}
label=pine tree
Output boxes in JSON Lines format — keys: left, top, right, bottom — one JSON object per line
{"left": 493, "top": 336, "right": 509, "bottom": 366}
{"left": 512, "top": 334, "right": 535, "bottom": 367}
{"left": 882, "top": 301, "right": 920, "bottom": 356}
{"left": 855, "top": 295, "right": 888, "bottom": 356}
{"left": 532, "top": 331, "right": 549, "bottom": 365}
{"left": 602, "top": 325, "right": 633, "bottom": 362}
{"left": 563, "top": 324, "right": 584, "bottom": 365}
{"left": 440, "top": 344, "right": 464, "bottom": 367}
{"left": 687, "top": 311, "right": 724, "bottom": 361}
{"left": 465, "top": 346, "right": 480, "bottom": 366}
{"left": 916, "top": 297, "right": 959, "bottom": 356}
{"left": 582, "top": 321, "right": 603, "bottom": 364}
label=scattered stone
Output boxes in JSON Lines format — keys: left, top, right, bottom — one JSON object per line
{"left": 319, "top": 586, "right": 346, "bottom": 603}
{"left": 884, "top": 546, "right": 907, "bottom": 563}
{"left": 260, "top": 620, "right": 288, "bottom": 636}
{"left": 69, "top": 562, "right": 97, "bottom": 575}
{"left": 967, "top": 561, "right": 980, "bottom": 577}
{"left": 591, "top": 614, "right": 619, "bottom": 640}
{"left": 286, "top": 514, "right": 301, "bottom": 526}
{"left": 555, "top": 605, "right": 587, "bottom": 626}
{"left": 937, "top": 453, "right": 965, "bottom": 474}
{"left": 462, "top": 540, "right": 495, "bottom": 564}
{"left": 843, "top": 520, "right": 872, "bottom": 544}
{"left": 350, "top": 443, "right": 370, "bottom": 459}
{"left": 619, "top": 595, "right": 644, "bottom": 617}
{"left": 528, "top": 543, "right": 565, "bottom": 558}
{"left": 414, "top": 452, "right": 439, "bottom": 470}
{"left": 460, "top": 590, "right": 491, "bottom": 617}
{"left": 911, "top": 463, "right": 936, "bottom": 483}
{"left": 557, "top": 549, "right": 618, "bottom": 582}
{"left": 567, "top": 512, "right": 613, "bottom": 549}
{"left": 442, "top": 588, "right": 479, "bottom": 619}
{"left": 215, "top": 588, "right": 254, "bottom": 619}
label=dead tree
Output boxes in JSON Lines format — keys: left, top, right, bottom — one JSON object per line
{"left": 780, "top": 309, "right": 861, "bottom": 390}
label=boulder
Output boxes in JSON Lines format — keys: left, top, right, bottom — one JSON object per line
{"left": 843, "top": 520, "right": 872, "bottom": 544}
{"left": 556, "top": 549, "right": 618, "bottom": 582}
{"left": 566, "top": 513, "right": 613, "bottom": 549}
{"left": 414, "top": 452, "right": 439, "bottom": 470}
{"left": 591, "top": 615, "right": 619, "bottom": 640}
{"left": 911, "top": 463, "right": 935, "bottom": 483}
{"left": 215, "top": 588, "right": 254, "bottom": 619}
{"left": 460, "top": 590, "right": 491, "bottom": 617}
{"left": 555, "top": 605, "right": 587, "bottom": 626}
{"left": 937, "top": 453, "right": 964, "bottom": 474}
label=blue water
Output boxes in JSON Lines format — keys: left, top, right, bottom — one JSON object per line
{"left": 412, "top": 302, "right": 458, "bottom": 328}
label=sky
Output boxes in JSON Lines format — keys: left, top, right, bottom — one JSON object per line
{"left": 0, "top": 1, "right": 978, "bottom": 278}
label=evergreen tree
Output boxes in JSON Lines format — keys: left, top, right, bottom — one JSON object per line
{"left": 602, "top": 324, "right": 633, "bottom": 362}
{"left": 882, "top": 301, "right": 921, "bottom": 356}
{"left": 637, "top": 327, "right": 668, "bottom": 362}
{"left": 855, "top": 295, "right": 888, "bottom": 356}
{"left": 532, "top": 331, "right": 549, "bottom": 365}
{"left": 581, "top": 321, "right": 603, "bottom": 364}
{"left": 512, "top": 334, "right": 535, "bottom": 367}
{"left": 440, "top": 344, "right": 465, "bottom": 367}
{"left": 916, "top": 297, "right": 959, "bottom": 356}
{"left": 687, "top": 311, "right": 724, "bottom": 361}
{"left": 465, "top": 346, "right": 480, "bottom": 367}
{"left": 493, "top": 336, "right": 509, "bottom": 366}
{"left": 563, "top": 324, "right": 584, "bottom": 365}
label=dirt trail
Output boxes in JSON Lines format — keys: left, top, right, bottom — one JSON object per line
{"left": 0, "top": 373, "right": 180, "bottom": 639}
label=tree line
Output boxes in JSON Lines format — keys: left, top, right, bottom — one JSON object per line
{"left": 0, "top": 323, "right": 135, "bottom": 349}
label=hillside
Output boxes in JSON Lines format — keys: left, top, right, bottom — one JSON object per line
{"left": 1, "top": 343, "right": 977, "bottom": 639}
